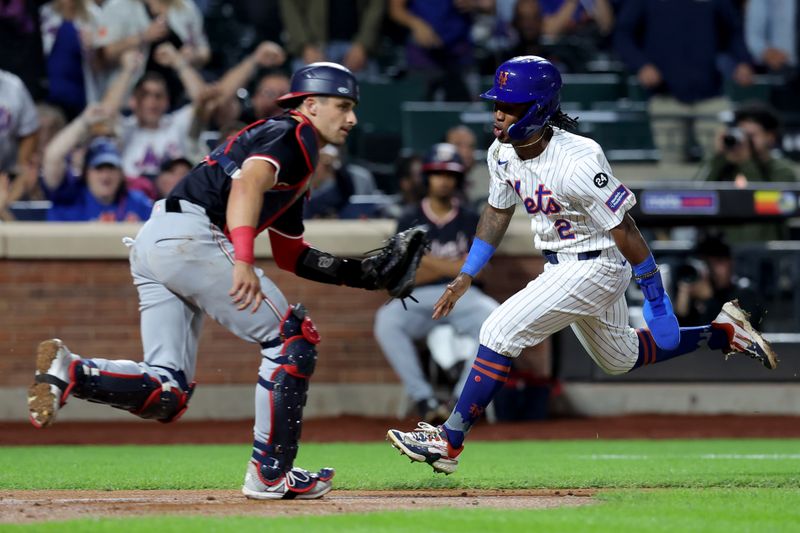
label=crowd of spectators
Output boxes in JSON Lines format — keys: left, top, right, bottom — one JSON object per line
{"left": 0, "top": 0, "right": 797, "bottom": 225}
{"left": 2, "top": 0, "right": 798, "bottom": 415}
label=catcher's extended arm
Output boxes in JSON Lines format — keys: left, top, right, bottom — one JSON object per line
{"left": 360, "top": 225, "right": 430, "bottom": 300}
{"left": 274, "top": 226, "right": 429, "bottom": 298}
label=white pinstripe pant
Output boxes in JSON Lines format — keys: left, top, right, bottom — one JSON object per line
{"left": 479, "top": 248, "right": 639, "bottom": 375}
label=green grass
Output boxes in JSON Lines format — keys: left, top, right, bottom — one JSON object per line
{"left": 1, "top": 440, "right": 799, "bottom": 490}
{"left": 2, "top": 440, "right": 800, "bottom": 531}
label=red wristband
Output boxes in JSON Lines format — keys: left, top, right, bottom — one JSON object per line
{"left": 230, "top": 226, "right": 256, "bottom": 265}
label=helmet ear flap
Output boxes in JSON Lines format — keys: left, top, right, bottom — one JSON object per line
{"left": 507, "top": 93, "right": 560, "bottom": 141}
{"left": 508, "top": 102, "right": 543, "bottom": 140}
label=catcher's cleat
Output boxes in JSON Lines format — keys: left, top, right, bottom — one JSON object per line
{"left": 242, "top": 459, "right": 334, "bottom": 500}
{"left": 712, "top": 300, "right": 778, "bottom": 370}
{"left": 28, "top": 339, "right": 79, "bottom": 428}
{"left": 387, "top": 422, "right": 462, "bottom": 475}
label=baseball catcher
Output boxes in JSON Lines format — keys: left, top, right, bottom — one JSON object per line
{"left": 27, "top": 62, "right": 427, "bottom": 501}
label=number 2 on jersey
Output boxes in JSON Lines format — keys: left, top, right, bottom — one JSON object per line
{"left": 554, "top": 219, "right": 575, "bottom": 240}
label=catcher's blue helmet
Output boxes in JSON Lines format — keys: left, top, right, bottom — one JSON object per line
{"left": 277, "top": 62, "right": 359, "bottom": 108}
{"left": 422, "top": 143, "right": 466, "bottom": 189}
{"left": 480, "top": 56, "right": 562, "bottom": 141}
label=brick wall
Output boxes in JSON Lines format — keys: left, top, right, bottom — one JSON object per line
{"left": 0, "top": 257, "right": 546, "bottom": 386}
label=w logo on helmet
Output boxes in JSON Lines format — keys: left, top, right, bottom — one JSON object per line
{"left": 497, "top": 71, "right": 509, "bottom": 88}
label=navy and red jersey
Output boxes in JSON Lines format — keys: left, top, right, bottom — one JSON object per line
{"left": 168, "top": 111, "right": 318, "bottom": 237}
{"left": 397, "top": 199, "right": 480, "bottom": 286}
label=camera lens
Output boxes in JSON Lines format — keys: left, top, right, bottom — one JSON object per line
{"left": 722, "top": 127, "right": 746, "bottom": 149}
{"left": 675, "top": 263, "right": 699, "bottom": 283}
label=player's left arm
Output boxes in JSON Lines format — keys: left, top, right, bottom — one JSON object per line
{"left": 610, "top": 213, "right": 680, "bottom": 350}
{"left": 271, "top": 234, "right": 383, "bottom": 290}
{"left": 268, "top": 203, "right": 383, "bottom": 291}
{"left": 570, "top": 147, "right": 679, "bottom": 350}
{"left": 609, "top": 213, "right": 650, "bottom": 265}
{"left": 226, "top": 159, "right": 277, "bottom": 313}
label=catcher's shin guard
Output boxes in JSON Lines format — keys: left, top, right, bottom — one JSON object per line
{"left": 69, "top": 361, "right": 195, "bottom": 423}
{"left": 254, "top": 304, "right": 320, "bottom": 471}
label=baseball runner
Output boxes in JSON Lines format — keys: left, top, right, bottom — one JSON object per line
{"left": 27, "top": 62, "right": 427, "bottom": 500}
{"left": 374, "top": 143, "right": 498, "bottom": 424}
{"left": 387, "top": 56, "right": 778, "bottom": 475}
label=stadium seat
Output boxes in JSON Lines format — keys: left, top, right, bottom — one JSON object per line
{"left": 724, "top": 75, "right": 782, "bottom": 103}
{"left": 349, "top": 76, "right": 427, "bottom": 166}
{"left": 559, "top": 73, "right": 625, "bottom": 109}
{"left": 401, "top": 102, "right": 494, "bottom": 154}
{"left": 576, "top": 110, "right": 659, "bottom": 163}
{"left": 357, "top": 76, "right": 428, "bottom": 135}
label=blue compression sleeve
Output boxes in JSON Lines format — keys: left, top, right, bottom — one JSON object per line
{"left": 460, "top": 238, "right": 496, "bottom": 277}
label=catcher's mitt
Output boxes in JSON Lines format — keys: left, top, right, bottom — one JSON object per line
{"left": 361, "top": 226, "right": 430, "bottom": 300}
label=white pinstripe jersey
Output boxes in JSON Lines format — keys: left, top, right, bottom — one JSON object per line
{"left": 487, "top": 128, "right": 636, "bottom": 252}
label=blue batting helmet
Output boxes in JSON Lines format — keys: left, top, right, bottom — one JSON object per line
{"left": 422, "top": 143, "right": 466, "bottom": 189}
{"left": 276, "top": 62, "right": 359, "bottom": 108}
{"left": 480, "top": 56, "right": 562, "bottom": 141}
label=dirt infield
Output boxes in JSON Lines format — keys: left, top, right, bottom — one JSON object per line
{"left": 0, "top": 489, "right": 596, "bottom": 523}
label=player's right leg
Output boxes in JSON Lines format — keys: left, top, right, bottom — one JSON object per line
{"left": 443, "top": 287, "right": 499, "bottom": 399}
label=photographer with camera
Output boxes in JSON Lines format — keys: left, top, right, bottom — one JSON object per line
{"left": 674, "top": 234, "right": 762, "bottom": 328}
{"left": 700, "top": 101, "right": 797, "bottom": 241}
{"left": 702, "top": 101, "right": 796, "bottom": 187}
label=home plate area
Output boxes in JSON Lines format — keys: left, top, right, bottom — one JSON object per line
{"left": 0, "top": 489, "right": 596, "bottom": 522}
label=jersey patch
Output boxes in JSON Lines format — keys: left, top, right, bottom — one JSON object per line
{"left": 593, "top": 173, "right": 609, "bottom": 188}
{"left": 605, "top": 185, "right": 630, "bottom": 212}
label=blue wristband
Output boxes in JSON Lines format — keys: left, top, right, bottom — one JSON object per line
{"left": 633, "top": 253, "right": 657, "bottom": 278}
{"left": 461, "top": 237, "right": 496, "bottom": 277}
{"left": 633, "top": 253, "right": 664, "bottom": 303}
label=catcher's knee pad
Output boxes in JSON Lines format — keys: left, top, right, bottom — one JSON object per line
{"left": 278, "top": 303, "right": 321, "bottom": 377}
{"left": 69, "top": 361, "right": 195, "bottom": 423}
{"left": 258, "top": 304, "right": 320, "bottom": 470}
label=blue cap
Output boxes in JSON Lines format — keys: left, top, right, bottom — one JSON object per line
{"left": 86, "top": 137, "right": 122, "bottom": 169}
